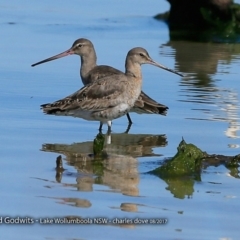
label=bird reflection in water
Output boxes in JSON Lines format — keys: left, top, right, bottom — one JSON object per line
{"left": 43, "top": 132, "right": 168, "bottom": 197}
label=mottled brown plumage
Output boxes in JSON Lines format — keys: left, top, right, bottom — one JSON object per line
{"left": 32, "top": 39, "right": 183, "bottom": 129}
{"left": 40, "top": 47, "right": 183, "bottom": 131}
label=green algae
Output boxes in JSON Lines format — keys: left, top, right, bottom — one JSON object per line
{"left": 225, "top": 154, "right": 240, "bottom": 178}
{"left": 226, "top": 154, "right": 240, "bottom": 168}
{"left": 154, "top": 2, "right": 240, "bottom": 42}
{"left": 164, "top": 177, "right": 195, "bottom": 199}
{"left": 150, "top": 138, "right": 206, "bottom": 178}
{"left": 93, "top": 132, "right": 105, "bottom": 158}
{"left": 149, "top": 138, "right": 240, "bottom": 198}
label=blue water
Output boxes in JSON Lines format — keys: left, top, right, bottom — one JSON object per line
{"left": 1, "top": 1, "right": 240, "bottom": 239}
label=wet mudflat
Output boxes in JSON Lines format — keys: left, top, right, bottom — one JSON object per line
{"left": 1, "top": 0, "right": 240, "bottom": 239}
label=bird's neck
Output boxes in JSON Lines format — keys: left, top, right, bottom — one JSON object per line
{"left": 125, "top": 61, "right": 143, "bottom": 105}
{"left": 80, "top": 50, "right": 97, "bottom": 85}
{"left": 125, "top": 61, "right": 142, "bottom": 80}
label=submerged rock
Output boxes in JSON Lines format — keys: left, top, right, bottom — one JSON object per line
{"left": 150, "top": 138, "right": 240, "bottom": 178}
{"left": 150, "top": 138, "right": 205, "bottom": 177}
{"left": 149, "top": 138, "right": 240, "bottom": 198}
{"left": 226, "top": 154, "right": 240, "bottom": 168}
{"left": 155, "top": 0, "right": 240, "bottom": 42}
{"left": 164, "top": 177, "right": 195, "bottom": 199}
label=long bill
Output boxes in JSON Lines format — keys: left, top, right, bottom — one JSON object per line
{"left": 31, "top": 48, "right": 74, "bottom": 67}
{"left": 147, "top": 58, "right": 184, "bottom": 77}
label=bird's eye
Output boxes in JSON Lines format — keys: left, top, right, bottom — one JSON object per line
{"left": 77, "top": 44, "right": 83, "bottom": 48}
{"left": 139, "top": 53, "right": 144, "bottom": 57}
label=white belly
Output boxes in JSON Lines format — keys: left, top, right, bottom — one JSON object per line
{"left": 53, "top": 103, "right": 130, "bottom": 123}
{"left": 92, "top": 103, "right": 130, "bottom": 121}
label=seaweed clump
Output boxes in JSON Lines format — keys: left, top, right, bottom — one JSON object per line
{"left": 150, "top": 138, "right": 206, "bottom": 178}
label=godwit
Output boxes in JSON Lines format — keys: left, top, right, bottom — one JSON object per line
{"left": 32, "top": 39, "right": 183, "bottom": 130}
{"left": 40, "top": 47, "right": 183, "bottom": 132}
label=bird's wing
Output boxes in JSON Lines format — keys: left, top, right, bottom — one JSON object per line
{"left": 133, "top": 91, "right": 169, "bottom": 115}
{"left": 41, "top": 74, "right": 128, "bottom": 112}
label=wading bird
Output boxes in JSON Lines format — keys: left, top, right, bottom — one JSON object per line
{"left": 40, "top": 47, "right": 183, "bottom": 132}
{"left": 32, "top": 39, "right": 183, "bottom": 131}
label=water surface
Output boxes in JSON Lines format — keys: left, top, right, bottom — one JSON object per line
{"left": 1, "top": 1, "right": 240, "bottom": 239}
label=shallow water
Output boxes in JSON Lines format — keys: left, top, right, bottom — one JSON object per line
{"left": 1, "top": 1, "right": 240, "bottom": 239}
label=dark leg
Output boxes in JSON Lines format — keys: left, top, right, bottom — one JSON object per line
{"left": 98, "top": 122, "right": 103, "bottom": 132}
{"left": 126, "top": 113, "right": 133, "bottom": 124}
{"left": 124, "top": 122, "right": 132, "bottom": 134}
